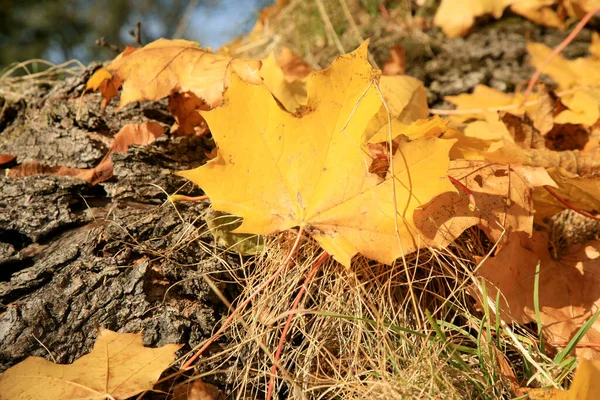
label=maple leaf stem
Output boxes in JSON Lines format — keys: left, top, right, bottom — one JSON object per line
{"left": 266, "top": 251, "right": 329, "bottom": 400}
{"left": 448, "top": 176, "right": 476, "bottom": 210}
{"left": 180, "top": 226, "right": 306, "bottom": 371}
{"left": 168, "top": 194, "right": 209, "bottom": 202}
{"left": 519, "top": 6, "right": 600, "bottom": 108}
{"left": 543, "top": 185, "right": 600, "bottom": 221}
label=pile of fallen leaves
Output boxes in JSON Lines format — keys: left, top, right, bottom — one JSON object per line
{"left": 2, "top": 2, "right": 600, "bottom": 399}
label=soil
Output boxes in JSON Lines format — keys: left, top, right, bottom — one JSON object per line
{"left": 0, "top": 16, "right": 597, "bottom": 398}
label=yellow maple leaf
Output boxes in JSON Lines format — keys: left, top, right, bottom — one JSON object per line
{"left": 179, "top": 43, "right": 456, "bottom": 267}
{"left": 0, "top": 329, "right": 181, "bottom": 400}
{"left": 510, "top": 0, "right": 564, "bottom": 29}
{"left": 527, "top": 42, "right": 600, "bottom": 89}
{"left": 87, "top": 38, "right": 263, "bottom": 110}
{"left": 434, "top": 0, "right": 514, "bottom": 38}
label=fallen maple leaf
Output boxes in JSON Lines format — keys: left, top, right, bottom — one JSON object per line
{"left": 87, "top": 38, "right": 263, "bottom": 110}
{"left": 434, "top": 0, "right": 514, "bottom": 38}
{"left": 477, "top": 231, "right": 600, "bottom": 359}
{"left": 510, "top": 0, "right": 564, "bottom": 29}
{"left": 414, "top": 160, "right": 556, "bottom": 246}
{"left": 0, "top": 328, "right": 182, "bottom": 400}
{"left": 179, "top": 43, "right": 456, "bottom": 267}
{"left": 527, "top": 41, "right": 600, "bottom": 89}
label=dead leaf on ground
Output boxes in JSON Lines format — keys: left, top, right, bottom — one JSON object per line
{"left": 87, "top": 38, "right": 263, "bottom": 110}
{"left": 172, "top": 379, "right": 224, "bottom": 400}
{"left": 179, "top": 42, "right": 456, "bottom": 267}
{"left": 477, "top": 231, "right": 600, "bottom": 359}
{"left": 8, "top": 122, "right": 164, "bottom": 185}
{"left": 433, "top": 0, "right": 513, "bottom": 38}
{"left": 414, "top": 160, "right": 556, "bottom": 246}
{"left": 0, "top": 328, "right": 182, "bottom": 400}
{"left": 0, "top": 154, "right": 16, "bottom": 166}
{"left": 527, "top": 42, "right": 600, "bottom": 89}
{"left": 382, "top": 44, "right": 406, "bottom": 76}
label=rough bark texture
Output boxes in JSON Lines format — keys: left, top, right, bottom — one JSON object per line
{"left": 0, "top": 15, "right": 596, "bottom": 397}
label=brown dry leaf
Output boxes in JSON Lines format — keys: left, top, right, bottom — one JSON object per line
{"left": 414, "top": 160, "right": 556, "bottom": 246}
{"left": 87, "top": 38, "right": 262, "bottom": 110}
{"left": 7, "top": 122, "right": 164, "bottom": 185}
{"left": 172, "top": 379, "right": 224, "bottom": 400}
{"left": 477, "top": 231, "right": 600, "bottom": 359}
{"left": 527, "top": 42, "right": 600, "bottom": 89}
{"left": 382, "top": 44, "right": 406, "bottom": 76}
{"left": 179, "top": 43, "right": 456, "bottom": 267}
{"left": 174, "top": 380, "right": 223, "bottom": 400}
{"left": 0, "top": 154, "right": 16, "bottom": 166}
{"left": 167, "top": 92, "right": 210, "bottom": 135}
{"left": 110, "top": 121, "right": 164, "bottom": 152}
{"left": 276, "top": 47, "right": 313, "bottom": 80}
{"left": 0, "top": 328, "right": 182, "bottom": 399}
{"left": 433, "top": 0, "right": 514, "bottom": 38}
{"left": 501, "top": 112, "right": 546, "bottom": 149}
{"left": 524, "top": 360, "right": 600, "bottom": 399}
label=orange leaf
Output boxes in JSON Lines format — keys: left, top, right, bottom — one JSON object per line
{"left": 86, "top": 38, "right": 262, "bottom": 110}
{"left": 414, "top": 160, "right": 556, "bottom": 246}
{"left": 477, "top": 231, "right": 600, "bottom": 359}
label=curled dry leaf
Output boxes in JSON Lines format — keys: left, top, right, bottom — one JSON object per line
{"left": 172, "top": 379, "right": 224, "bottom": 400}
{"left": 8, "top": 122, "right": 164, "bottom": 185}
{"left": 477, "top": 231, "right": 600, "bottom": 359}
{"left": 0, "top": 154, "right": 16, "bottom": 166}
{"left": 414, "top": 160, "right": 556, "bottom": 246}
{"left": 0, "top": 328, "right": 182, "bottom": 400}
{"left": 178, "top": 42, "right": 456, "bottom": 267}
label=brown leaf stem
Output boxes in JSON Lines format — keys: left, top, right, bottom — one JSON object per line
{"left": 449, "top": 175, "right": 477, "bottom": 210}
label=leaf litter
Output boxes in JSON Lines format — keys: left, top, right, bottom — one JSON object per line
{"left": 4, "top": 3, "right": 600, "bottom": 399}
